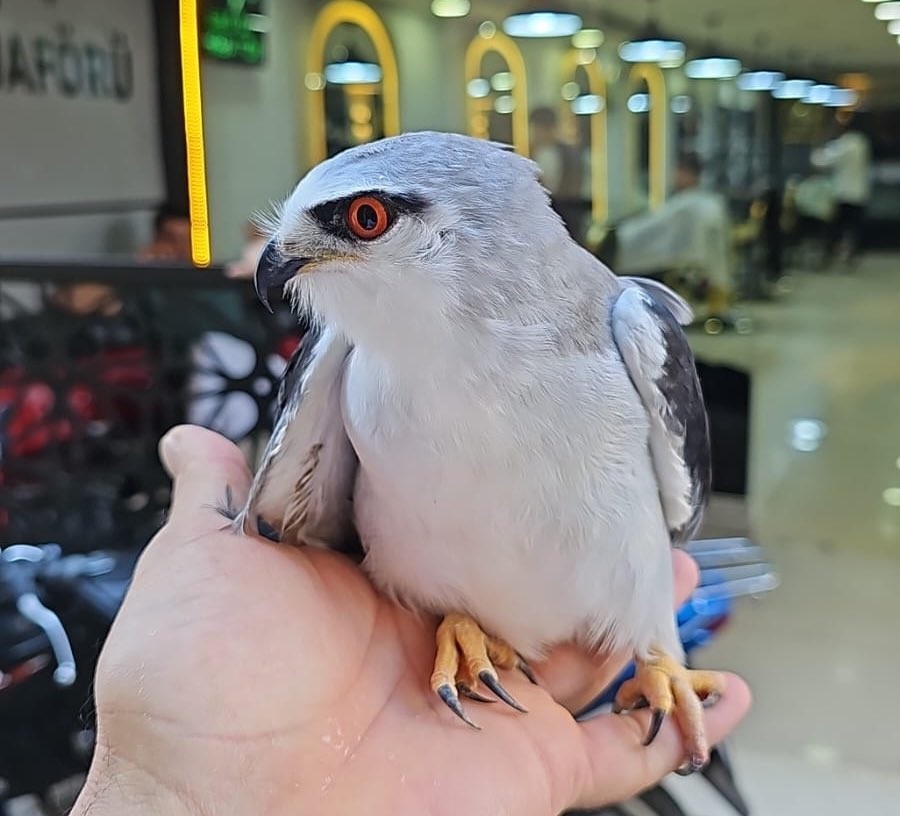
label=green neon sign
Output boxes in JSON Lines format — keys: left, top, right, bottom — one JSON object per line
{"left": 201, "top": 0, "right": 267, "bottom": 66}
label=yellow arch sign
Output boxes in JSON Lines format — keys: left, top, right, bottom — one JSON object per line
{"left": 560, "top": 51, "right": 608, "bottom": 223}
{"left": 305, "top": 1, "right": 401, "bottom": 166}
{"left": 464, "top": 29, "right": 529, "bottom": 156}
{"left": 627, "top": 63, "right": 668, "bottom": 210}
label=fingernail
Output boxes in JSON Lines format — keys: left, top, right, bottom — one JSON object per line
{"left": 159, "top": 427, "right": 182, "bottom": 476}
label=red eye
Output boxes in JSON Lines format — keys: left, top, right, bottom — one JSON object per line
{"left": 347, "top": 196, "right": 390, "bottom": 240}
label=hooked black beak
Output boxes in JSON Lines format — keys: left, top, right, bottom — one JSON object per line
{"left": 254, "top": 241, "right": 312, "bottom": 313}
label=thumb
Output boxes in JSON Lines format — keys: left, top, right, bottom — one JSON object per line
{"left": 159, "top": 425, "right": 252, "bottom": 534}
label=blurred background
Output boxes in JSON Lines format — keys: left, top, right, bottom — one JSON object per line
{"left": 1, "top": 1, "right": 899, "bottom": 814}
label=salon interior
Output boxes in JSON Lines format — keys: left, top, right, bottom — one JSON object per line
{"left": 1, "top": 1, "right": 899, "bottom": 814}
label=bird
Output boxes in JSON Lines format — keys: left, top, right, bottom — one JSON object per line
{"left": 234, "top": 131, "right": 723, "bottom": 772}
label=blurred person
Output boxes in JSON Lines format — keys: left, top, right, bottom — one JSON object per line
{"left": 811, "top": 117, "right": 872, "bottom": 264}
{"left": 50, "top": 206, "right": 191, "bottom": 316}
{"left": 138, "top": 204, "right": 192, "bottom": 262}
{"left": 529, "top": 106, "right": 587, "bottom": 241}
{"left": 69, "top": 425, "right": 750, "bottom": 816}
{"left": 787, "top": 173, "right": 835, "bottom": 269}
{"left": 50, "top": 282, "right": 122, "bottom": 316}
{"left": 226, "top": 219, "right": 269, "bottom": 280}
{"left": 615, "top": 154, "right": 734, "bottom": 321}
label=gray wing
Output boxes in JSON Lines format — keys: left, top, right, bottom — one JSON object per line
{"left": 236, "top": 322, "right": 362, "bottom": 557}
{"left": 611, "top": 278, "right": 711, "bottom": 545}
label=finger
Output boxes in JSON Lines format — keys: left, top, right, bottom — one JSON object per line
{"left": 573, "top": 672, "right": 751, "bottom": 809}
{"left": 538, "top": 550, "right": 699, "bottom": 711}
{"left": 158, "top": 424, "right": 252, "bottom": 535}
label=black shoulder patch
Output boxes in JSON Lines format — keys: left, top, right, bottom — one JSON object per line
{"left": 646, "top": 296, "right": 712, "bottom": 544}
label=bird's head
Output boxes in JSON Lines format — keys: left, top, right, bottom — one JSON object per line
{"left": 255, "top": 132, "right": 570, "bottom": 348}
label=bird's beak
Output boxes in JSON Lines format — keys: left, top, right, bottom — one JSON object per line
{"left": 254, "top": 241, "right": 313, "bottom": 313}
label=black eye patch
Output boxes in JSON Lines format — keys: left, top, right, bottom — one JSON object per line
{"left": 309, "top": 191, "right": 429, "bottom": 242}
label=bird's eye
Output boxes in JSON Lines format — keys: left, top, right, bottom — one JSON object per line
{"left": 347, "top": 196, "right": 390, "bottom": 240}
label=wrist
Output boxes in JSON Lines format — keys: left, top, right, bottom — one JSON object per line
{"left": 71, "top": 747, "right": 195, "bottom": 816}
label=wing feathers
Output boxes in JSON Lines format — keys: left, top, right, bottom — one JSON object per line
{"left": 611, "top": 282, "right": 710, "bottom": 544}
{"left": 236, "top": 324, "right": 361, "bottom": 555}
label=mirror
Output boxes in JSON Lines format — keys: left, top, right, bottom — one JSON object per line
{"left": 627, "top": 63, "right": 668, "bottom": 211}
{"left": 464, "top": 26, "right": 529, "bottom": 155}
{"left": 305, "top": 1, "right": 400, "bottom": 165}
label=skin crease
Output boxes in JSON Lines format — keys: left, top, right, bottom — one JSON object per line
{"left": 71, "top": 425, "right": 750, "bottom": 816}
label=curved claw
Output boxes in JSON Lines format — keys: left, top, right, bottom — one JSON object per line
{"left": 701, "top": 691, "right": 721, "bottom": 708}
{"left": 436, "top": 683, "right": 481, "bottom": 729}
{"left": 458, "top": 683, "right": 496, "bottom": 704}
{"left": 516, "top": 656, "right": 538, "bottom": 685}
{"left": 674, "top": 753, "right": 706, "bottom": 775}
{"left": 478, "top": 670, "right": 528, "bottom": 713}
{"left": 643, "top": 708, "right": 666, "bottom": 746}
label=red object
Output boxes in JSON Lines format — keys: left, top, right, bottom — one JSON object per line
{"left": 0, "top": 348, "right": 152, "bottom": 458}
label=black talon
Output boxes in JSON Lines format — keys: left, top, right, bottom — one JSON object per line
{"left": 701, "top": 691, "right": 721, "bottom": 709}
{"left": 643, "top": 709, "right": 666, "bottom": 746}
{"left": 437, "top": 684, "right": 480, "bottom": 729}
{"left": 517, "top": 657, "right": 538, "bottom": 685}
{"left": 478, "top": 670, "right": 528, "bottom": 713}
{"left": 458, "top": 683, "right": 496, "bottom": 704}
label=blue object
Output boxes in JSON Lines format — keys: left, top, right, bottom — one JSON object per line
{"left": 590, "top": 594, "right": 732, "bottom": 707}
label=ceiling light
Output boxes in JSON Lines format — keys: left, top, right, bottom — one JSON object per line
{"left": 466, "top": 77, "right": 490, "bottom": 98}
{"left": 658, "top": 52, "right": 685, "bottom": 69}
{"left": 738, "top": 70, "right": 785, "bottom": 91}
{"left": 671, "top": 94, "right": 692, "bottom": 113}
{"left": 890, "top": 19, "right": 900, "bottom": 32}
{"left": 491, "top": 71, "right": 515, "bottom": 91}
{"left": 619, "top": 18, "right": 685, "bottom": 64}
{"left": 324, "top": 61, "right": 382, "bottom": 85}
{"left": 883, "top": 487, "right": 900, "bottom": 507}
{"left": 478, "top": 21, "right": 496, "bottom": 38}
{"left": 430, "top": 0, "right": 470, "bottom": 17}
{"left": 502, "top": 10, "right": 582, "bottom": 38}
{"left": 494, "top": 94, "right": 516, "bottom": 114}
{"left": 875, "top": 2, "right": 900, "bottom": 19}
{"left": 571, "top": 94, "right": 605, "bottom": 114}
{"left": 824, "top": 88, "right": 859, "bottom": 107}
{"left": 790, "top": 418, "right": 827, "bottom": 452}
{"left": 620, "top": 38, "right": 685, "bottom": 64}
{"left": 572, "top": 28, "right": 604, "bottom": 48}
{"left": 805, "top": 84, "right": 836, "bottom": 104}
{"left": 772, "top": 79, "right": 815, "bottom": 99}
{"left": 561, "top": 81, "right": 580, "bottom": 100}
{"left": 627, "top": 93, "right": 651, "bottom": 113}
{"left": 685, "top": 55, "right": 742, "bottom": 79}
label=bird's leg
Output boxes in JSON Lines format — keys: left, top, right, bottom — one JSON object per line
{"left": 430, "top": 613, "right": 536, "bottom": 728}
{"left": 613, "top": 647, "right": 725, "bottom": 773}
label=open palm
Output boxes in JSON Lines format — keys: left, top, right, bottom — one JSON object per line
{"left": 81, "top": 426, "right": 749, "bottom": 816}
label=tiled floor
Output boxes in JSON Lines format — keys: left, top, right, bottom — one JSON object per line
{"left": 671, "top": 254, "right": 900, "bottom": 814}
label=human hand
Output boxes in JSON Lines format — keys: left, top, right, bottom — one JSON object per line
{"left": 72, "top": 425, "right": 750, "bottom": 816}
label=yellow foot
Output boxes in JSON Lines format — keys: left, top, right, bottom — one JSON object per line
{"left": 613, "top": 648, "right": 725, "bottom": 773}
{"left": 430, "top": 613, "right": 536, "bottom": 728}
